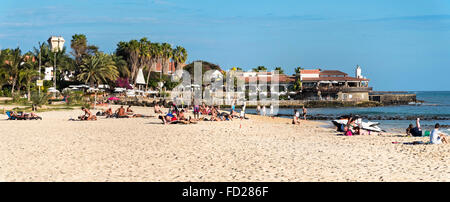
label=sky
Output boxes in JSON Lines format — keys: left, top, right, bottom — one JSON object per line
{"left": 1, "top": 0, "right": 450, "bottom": 91}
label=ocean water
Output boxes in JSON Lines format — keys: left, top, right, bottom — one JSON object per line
{"left": 244, "top": 91, "right": 450, "bottom": 133}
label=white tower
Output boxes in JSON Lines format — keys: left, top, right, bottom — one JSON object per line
{"left": 356, "top": 65, "right": 362, "bottom": 78}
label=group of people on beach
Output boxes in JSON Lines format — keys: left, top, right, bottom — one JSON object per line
{"left": 333, "top": 114, "right": 449, "bottom": 144}
{"left": 158, "top": 101, "right": 247, "bottom": 125}
{"left": 292, "top": 106, "right": 307, "bottom": 125}
{"left": 78, "top": 105, "right": 151, "bottom": 121}
{"left": 405, "top": 118, "right": 448, "bottom": 144}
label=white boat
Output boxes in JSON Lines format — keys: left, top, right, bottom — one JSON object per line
{"left": 332, "top": 119, "right": 383, "bottom": 132}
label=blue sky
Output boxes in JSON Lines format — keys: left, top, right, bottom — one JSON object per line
{"left": 1, "top": 0, "right": 450, "bottom": 91}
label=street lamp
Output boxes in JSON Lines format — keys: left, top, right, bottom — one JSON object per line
{"left": 48, "top": 36, "right": 65, "bottom": 97}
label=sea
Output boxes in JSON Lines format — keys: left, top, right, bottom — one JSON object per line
{"left": 243, "top": 91, "right": 450, "bottom": 133}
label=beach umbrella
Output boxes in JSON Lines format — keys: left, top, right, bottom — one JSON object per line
{"left": 136, "top": 68, "right": 146, "bottom": 85}
{"left": 108, "top": 97, "right": 120, "bottom": 101}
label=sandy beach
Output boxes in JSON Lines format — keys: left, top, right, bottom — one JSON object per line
{"left": 1, "top": 105, "right": 449, "bottom": 182}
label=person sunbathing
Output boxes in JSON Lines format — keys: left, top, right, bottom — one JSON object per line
{"left": 115, "top": 106, "right": 130, "bottom": 118}
{"left": 406, "top": 118, "right": 423, "bottom": 137}
{"left": 178, "top": 109, "right": 188, "bottom": 121}
{"left": 105, "top": 108, "right": 114, "bottom": 118}
{"left": 230, "top": 109, "right": 240, "bottom": 118}
{"left": 159, "top": 112, "right": 177, "bottom": 124}
{"left": 126, "top": 105, "right": 134, "bottom": 114}
{"left": 80, "top": 107, "right": 97, "bottom": 121}
{"left": 219, "top": 112, "right": 232, "bottom": 121}
{"left": 154, "top": 104, "right": 163, "bottom": 114}
{"left": 209, "top": 111, "right": 221, "bottom": 121}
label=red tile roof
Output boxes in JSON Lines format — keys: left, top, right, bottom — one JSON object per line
{"left": 320, "top": 70, "right": 347, "bottom": 75}
{"left": 240, "top": 75, "right": 296, "bottom": 83}
{"left": 302, "top": 77, "right": 369, "bottom": 81}
{"left": 153, "top": 62, "right": 185, "bottom": 73}
{"left": 300, "top": 69, "right": 320, "bottom": 74}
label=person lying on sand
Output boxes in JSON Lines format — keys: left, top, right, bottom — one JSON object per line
{"left": 430, "top": 123, "right": 448, "bottom": 144}
{"left": 154, "top": 104, "right": 163, "bottom": 114}
{"left": 230, "top": 109, "right": 240, "bottom": 118}
{"left": 209, "top": 110, "right": 221, "bottom": 121}
{"left": 406, "top": 118, "right": 423, "bottom": 137}
{"left": 79, "top": 107, "right": 97, "bottom": 121}
{"left": 218, "top": 112, "right": 232, "bottom": 121}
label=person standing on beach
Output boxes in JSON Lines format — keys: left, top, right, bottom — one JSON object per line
{"left": 292, "top": 109, "right": 300, "bottom": 125}
{"left": 302, "top": 106, "right": 307, "bottom": 120}
{"left": 270, "top": 103, "right": 274, "bottom": 116}
{"left": 256, "top": 104, "right": 261, "bottom": 115}
{"left": 430, "top": 123, "right": 448, "bottom": 144}
{"left": 262, "top": 105, "right": 267, "bottom": 116}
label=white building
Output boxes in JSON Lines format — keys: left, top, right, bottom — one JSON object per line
{"left": 44, "top": 67, "right": 53, "bottom": 81}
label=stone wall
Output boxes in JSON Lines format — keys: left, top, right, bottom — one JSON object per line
{"left": 369, "top": 94, "right": 416, "bottom": 105}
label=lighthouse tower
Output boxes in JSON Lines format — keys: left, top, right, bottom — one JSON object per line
{"left": 356, "top": 65, "right": 362, "bottom": 78}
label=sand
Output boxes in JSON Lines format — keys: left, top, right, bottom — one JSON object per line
{"left": 1, "top": 105, "right": 449, "bottom": 182}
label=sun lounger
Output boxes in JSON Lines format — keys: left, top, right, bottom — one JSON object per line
{"left": 6, "top": 111, "right": 17, "bottom": 120}
{"left": 6, "top": 111, "right": 42, "bottom": 120}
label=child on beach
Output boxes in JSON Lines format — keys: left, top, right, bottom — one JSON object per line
{"left": 292, "top": 109, "right": 300, "bottom": 125}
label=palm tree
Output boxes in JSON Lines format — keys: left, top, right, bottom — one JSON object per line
{"left": 161, "top": 43, "right": 173, "bottom": 75}
{"left": 115, "top": 40, "right": 140, "bottom": 84}
{"left": 77, "top": 53, "right": 119, "bottom": 88}
{"left": 151, "top": 43, "right": 163, "bottom": 80}
{"left": 111, "top": 54, "right": 129, "bottom": 78}
{"left": 70, "top": 34, "right": 88, "bottom": 66}
{"left": 172, "top": 46, "right": 188, "bottom": 71}
{"left": 294, "top": 66, "right": 303, "bottom": 74}
{"left": 274, "top": 67, "right": 284, "bottom": 74}
{"left": 70, "top": 34, "right": 99, "bottom": 67}
{"left": 138, "top": 38, "right": 153, "bottom": 87}
{"left": 19, "top": 59, "right": 39, "bottom": 101}
{"left": 2, "top": 47, "right": 24, "bottom": 95}
{"left": 252, "top": 66, "right": 267, "bottom": 72}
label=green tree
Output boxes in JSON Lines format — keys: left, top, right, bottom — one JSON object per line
{"left": 252, "top": 66, "right": 267, "bottom": 72}
{"left": 172, "top": 46, "right": 188, "bottom": 71}
{"left": 111, "top": 54, "right": 129, "bottom": 78}
{"left": 70, "top": 34, "right": 99, "bottom": 67}
{"left": 274, "top": 67, "right": 284, "bottom": 74}
{"left": 20, "top": 58, "right": 40, "bottom": 101}
{"left": 116, "top": 40, "right": 140, "bottom": 84}
{"left": 77, "top": 53, "right": 119, "bottom": 88}
{"left": 294, "top": 66, "right": 303, "bottom": 74}
{"left": 2, "top": 47, "right": 24, "bottom": 95}
{"left": 161, "top": 43, "right": 173, "bottom": 75}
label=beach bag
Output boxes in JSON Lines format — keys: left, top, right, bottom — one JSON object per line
{"left": 423, "top": 131, "right": 431, "bottom": 137}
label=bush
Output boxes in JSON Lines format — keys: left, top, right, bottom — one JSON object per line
{"left": 31, "top": 92, "right": 50, "bottom": 107}
{"left": 65, "top": 91, "right": 84, "bottom": 105}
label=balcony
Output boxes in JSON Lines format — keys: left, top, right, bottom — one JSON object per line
{"left": 302, "top": 86, "right": 372, "bottom": 93}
